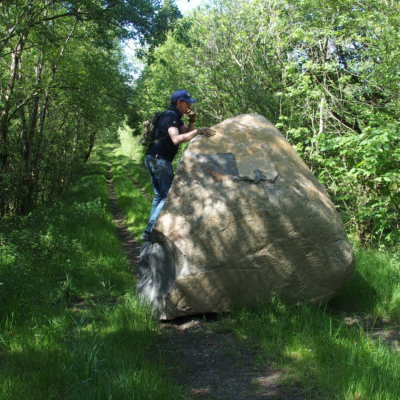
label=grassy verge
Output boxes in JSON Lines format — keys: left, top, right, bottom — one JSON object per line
{"left": 106, "top": 151, "right": 151, "bottom": 241}
{"left": 113, "top": 148, "right": 154, "bottom": 200}
{"left": 116, "top": 126, "right": 153, "bottom": 199}
{"left": 216, "top": 249, "right": 400, "bottom": 399}
{"left": 0, "top": 161, "right": 182, "bottom": 399}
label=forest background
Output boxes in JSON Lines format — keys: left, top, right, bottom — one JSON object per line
{"left": 128, "top": 0, "right": 400, "bottom": 250}
{"left": 0, "top": 0, "right": 181, "bottom": 215}
{"left": 1, "top": 0, "right": 399, "bottom": 250}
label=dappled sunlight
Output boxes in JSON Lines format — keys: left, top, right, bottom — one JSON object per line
{"left": 113, "top": 114, "right": 399, "bottom": 399}
{"left": 145, "top": 115, "right": 356, "bottom": 319}
{"left": 0, "top": 161, "right": 181, "bottom": 399}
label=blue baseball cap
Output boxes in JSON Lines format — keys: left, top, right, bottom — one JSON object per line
{"left": 171, "top": 89, "right": 196, "bottom": 103}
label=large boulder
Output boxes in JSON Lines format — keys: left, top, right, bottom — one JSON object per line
{"left": 137, "top": 114, "right": 356, "bottom": 320}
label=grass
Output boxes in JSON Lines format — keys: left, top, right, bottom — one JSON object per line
{"left": 333, "top": 249, "right": 400, "bottom": 319}
{"left": 0, "top": 159, "right": 183, "bottom": 399}
{"left": 116, "top": 126, "right": 152, "bottom": 198}
{"left": 106, "top": 150, "right": 151, "bottom": 241}
{"left": 114, "top": 149, "right": 154, "bottom": 200}
{"left": 219, "top": 303, "right": 400, "bottom": 399}
{"left": 214, "top": 249, "right": 400, "bottom": 399}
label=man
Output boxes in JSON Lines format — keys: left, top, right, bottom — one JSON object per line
{"left": 141, "top": 89, "right": 215, "bottom": 242}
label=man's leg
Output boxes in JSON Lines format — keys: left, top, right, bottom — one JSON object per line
{"left": 147, "top": 168, "right": 163, "bottom": 224}
{"left": 142, "top": 155, "right": 174, "bottom": 241}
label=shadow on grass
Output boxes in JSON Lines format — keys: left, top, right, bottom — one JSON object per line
{"left": 329, "top": 270, "right": 378, "bottom": 313}
{"left": 224, "top": 297, "right": 400, "bottom": 399}
{"left": 1, "top": 305, "right": 182, "bottom": 400}
{"left": 161, "top": 312, "right": 220, "bottom": 325}
{"left": 0, "top": 160, "right": 182, "bottom": 399}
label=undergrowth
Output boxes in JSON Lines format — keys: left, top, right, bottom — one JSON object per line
{"left": 107, "top": 151, "right": 151, "bottom": 241}
{"left": 0, "top": 159, "right": 182, "bottom": 399}
{"left": 219, "top": 249, "right": 400, "bottom": 399}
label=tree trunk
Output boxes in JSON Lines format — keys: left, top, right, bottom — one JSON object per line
{"left": 84, "top": 132, "right": 96, "bottom": 163}
{"left": 0, "top": 33, "right": 28, "bottom": 216}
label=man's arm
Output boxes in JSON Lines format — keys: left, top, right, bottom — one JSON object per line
{"left": 168, "top": 126, "right": 198, "bottom": 145}
{"left": 179, "top": 121, "right": 195, "bottom": 134}
{"left": 169, "top": 125, "right": 216, "bottom": 145}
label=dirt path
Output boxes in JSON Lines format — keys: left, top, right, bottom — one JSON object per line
{"left": 104, "top": 148, "right": 306, "bottom": 399}
{"left": 106, "top": 161, "right": 141, "bottom": 271}
{"left": 159, "top": 318, "right": 306, "bottom": 400}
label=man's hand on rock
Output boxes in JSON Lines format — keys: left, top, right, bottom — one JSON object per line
{"left": 197, "top": 127, "right": 216, "bottom": 137}
{"left": 186, "top": 109, "right": 196, "bottom": 123}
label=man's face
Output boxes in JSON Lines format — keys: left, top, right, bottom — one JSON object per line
{"left": 177, "top": 100, "right": 191, "bottom": 114}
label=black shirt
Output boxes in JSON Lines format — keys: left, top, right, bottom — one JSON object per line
{"left": 146, "top": 105, "right": 185, "bottom": 162}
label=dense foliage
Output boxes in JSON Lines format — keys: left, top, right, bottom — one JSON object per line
{"left": 129, "top": 0, "right": 400, "bottom": 248}
{"left": 0, "top": 160, "right": 183, "bottom": 399}
{"left": 0, "top": 0, "right": 181, "bottom": 216}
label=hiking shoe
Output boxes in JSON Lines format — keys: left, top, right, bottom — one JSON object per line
{"left": 141, "top": 230, "right": 154, "bottom": 242}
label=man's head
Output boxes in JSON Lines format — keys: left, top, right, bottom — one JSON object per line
{"left": 171, "top": 89, "right": 196, "bottom": 104}
{"left": 171, "top": 89, "right": 196, "bottom": 114}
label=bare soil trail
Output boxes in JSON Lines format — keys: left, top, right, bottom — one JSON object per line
{"left": 106, "top": 160, "right": 141, "bottom": 271}
{"left": 158, "top": 318, "right": 306, "bottom": 400}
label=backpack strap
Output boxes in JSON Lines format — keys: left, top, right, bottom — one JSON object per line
{"left": 151, "top": 133, "right": 169, "bottom": 145}
{"left": 150, "top": 112, "right": 167, "bottom": 154}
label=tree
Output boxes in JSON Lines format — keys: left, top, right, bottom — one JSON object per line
{"left": 0, "top": 0, "right": 181, "bottom": 216}
{"left": 129, "top": 0, "right": 400, "bottom": 247}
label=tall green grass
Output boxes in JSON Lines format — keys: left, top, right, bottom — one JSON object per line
{"left": 222, "top": 299, "right": 400, "bottom": 399}
{"left": 107, "top": 152, "right": 151, "bottom": 241}
{"left": 0, "top": 161, "right": 182, "bottom": 399}
{"left": 333, "top": 249, "right": 400, "bottom": 319}
{"left": 219, "top": 249, "right": 400, "bottom": 399}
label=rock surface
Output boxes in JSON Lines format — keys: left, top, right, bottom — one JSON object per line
{"left": 137, "top": 114, "right": 356, "bottom": 320}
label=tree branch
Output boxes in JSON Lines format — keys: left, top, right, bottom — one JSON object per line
{"left": 330, "top": 111, "right": 362, "bottom": 134}
{"left": 49, "top": 86, "right": 126, "bottom": 102}
{"left": 8, "top": 91, "right": 41, "bottom": 121}
{"left": 384, "top": 181, "right": 400, "bottom": 216}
